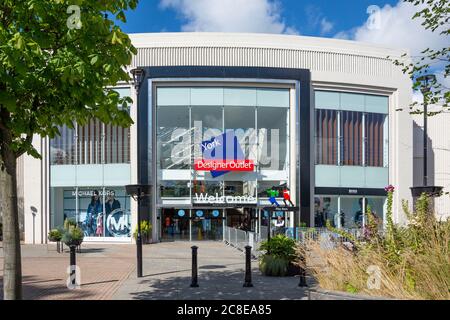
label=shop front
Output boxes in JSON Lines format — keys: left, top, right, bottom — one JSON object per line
{"left": 153, "top": 83, "right": 298, "bottom": 241}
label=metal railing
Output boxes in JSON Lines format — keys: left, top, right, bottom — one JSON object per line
{"left": 284, "top": 227, "right": 368, "bottom": 244}
{"left": 223, "top": 227, "right": 263, "bottom": 256}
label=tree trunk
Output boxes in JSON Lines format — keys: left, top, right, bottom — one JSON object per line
{"left": 0, "top": 145, "right": 22, "bottom": 300}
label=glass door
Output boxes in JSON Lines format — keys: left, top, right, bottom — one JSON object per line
{"left": 161, "top": 208, "right": 190, "bottom": 241}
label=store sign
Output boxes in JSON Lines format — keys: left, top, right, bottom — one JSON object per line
{"left": 194, "top": 193, "right": 257, "bottom": 205}
{"left": 106, "top": 209, "right": 130, "bottom": 237}
{"left": 194, "top": 130, "right": 254, "bottom": 178}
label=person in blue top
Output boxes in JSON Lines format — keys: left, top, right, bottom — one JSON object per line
{"left": 86, "top": 190, "right": 102, "bottom": 236}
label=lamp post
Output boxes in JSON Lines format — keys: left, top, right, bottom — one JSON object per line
{"left": 126, "top": 184, "right": 151, "bottom": 278}
{"left": 410, "top": 74, "right": 443, "bottom": 198}
{"left": 128, "top": 67, "right": 147, "bottom": 278}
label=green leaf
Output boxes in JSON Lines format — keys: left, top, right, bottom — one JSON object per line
{"left": 90, "top": 55, "right": 99, "bottom": 65}
{"left": 0, "top": 91, "right": 17, "bottom": 112}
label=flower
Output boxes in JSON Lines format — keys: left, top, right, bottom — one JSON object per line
{"left": 385, "top": 185, "right": 395, "bottom": 192}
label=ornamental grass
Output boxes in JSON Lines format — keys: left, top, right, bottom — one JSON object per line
{"left": 299, "top": 190, "right": 450, "bottom": 300}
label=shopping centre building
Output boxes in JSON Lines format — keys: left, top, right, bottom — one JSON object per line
{"left": 16, "top": 32, "right": 419, "bottom": 244}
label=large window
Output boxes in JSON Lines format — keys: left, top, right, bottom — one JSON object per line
{"left": 314, "top": 195, "right": 386, "bottom": 229}
{"left": 49, "top": 87, "right": 132, "bottom": 239}
{"left": 341, "top": 111, "right": 363, "bottom": 166}
{"left": 315, "top": 91, "right": 388, "bottom": 168}
{"left": 315, "top": 109, "right": 338, "bottom": 165}
{"left": 156, "top": 86, "right": 291, "bottom": 203}
{"left": 50, "top": 87, "right": 132, "bottom": 165}
{"left": 50, "top": 187, "right": 131, "bottom": 238}
{"left": 365, "top": 113, "right": 388, "bottom": 167}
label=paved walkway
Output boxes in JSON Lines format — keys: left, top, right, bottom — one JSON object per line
{"left": 113, "top": 242, "right": 311, "bottom": 300}
{"left": 0, "top": 241, "right": 313, "bottom": 300}
{"left": 0, "top": 243, "right": 135, "bottom": 300}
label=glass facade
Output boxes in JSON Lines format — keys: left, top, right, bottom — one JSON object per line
{"left": 314, "top": 91, "right": 389, "bottom": 228}
{"left": 49, "top": 87, "right": 132, "bottom": 239}
{"left": 156, "top": 86, "right": 292, "bottom": 240}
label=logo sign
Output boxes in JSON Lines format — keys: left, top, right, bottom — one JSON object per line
{"left": 178, "top": 209, "right": 186, "bottom": 217}
{"left": 194, "top": 130, "right": 254, "bottom": 178}
{"left": 196, "top": 210, "right": 204, "bottom": 217}
{"left": 212, "top": 210, "right": 220, "bottom": 217}
{"left": 107, "top": 209, "right": 130, "bottom": 237}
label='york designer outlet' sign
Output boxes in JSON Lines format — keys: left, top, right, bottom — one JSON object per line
{"left": 194, "top": 130, "right": 255, "bottom": 178}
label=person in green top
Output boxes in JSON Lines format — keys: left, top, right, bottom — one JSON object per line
{"left": 266, "top": 188, "right": 280, "bottom": 207}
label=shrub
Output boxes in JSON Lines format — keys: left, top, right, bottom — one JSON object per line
{"left": 259, "top": 235, "right": 297, "bottom": 262}
{"left": 48, "top": 229, "right": 62, "bottom": 242}
{"left": 133, "top": 220, "right": 152, "bottom": 241}
{"left": 63, "top": 218, "right": 77, "bottom": 230}
{"left": 259, "top": 255, "right": 288, "bottom": 277}
{"left": 62, "top": 225, "right": 84, "bottom": 247}
{"left": 259, "top": 235, "right": 298, "bottom": 277}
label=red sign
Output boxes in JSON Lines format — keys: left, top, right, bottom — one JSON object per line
{"left": 194, "top": 159, "right": 255, "bottom": 172}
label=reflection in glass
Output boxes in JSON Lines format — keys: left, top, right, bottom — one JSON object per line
{"left": 224, "top": 106, "right": 256, "bottom": 161}
{"left": 159, "top": 181, "right": 190, "bottom": 197}
{"left": 341, "top": 197, "right": 365, "bottom": 229}
{"left": 192, "top": 180, "right": 223, "bottom": 195}
{"left": 314, "top": 196, "right": 339, "bottom": 228}
{"left": 51, "top": 187, "right": 131, "bottom": 238}
{"left": 157, "top": 106, "right": 190, "bottom": 170}
{"left": 366, "top": 197, "right": 385, "bottom": 227}
{"left": 257, "top": 107, "right": 289, "bottom": 170}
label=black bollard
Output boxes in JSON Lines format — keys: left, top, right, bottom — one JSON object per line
{"left": 298, "top": 250, "right": 307, "bottom": 287}
{"left": 243, "top": 245, "right": 253, "bottom": 287}
{"left": 69, "top": 245, "right": 76, "bottom": 286}
{"left": 190, "top": 246, "right": 199, "bottom": 287}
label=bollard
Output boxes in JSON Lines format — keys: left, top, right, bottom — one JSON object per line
{"left": 190, "top": 246, "right": 199, "bottom": 287}
{"left": 243, "top": 245, "right": 253, "bottom": 287}
{"left": 298, "top": 251, "right": 307, "bottom": 287}
{"left": 69, "top": 245, "right": 76, "bottom": 286}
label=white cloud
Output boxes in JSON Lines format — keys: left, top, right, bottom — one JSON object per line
{"left": 159, "top": 0, "right": 298, "bottom": 34}
{"left": 305, "top": 5, "right": 334, "bottom": 35}
{"left": 335, "top": 1, "right": 447, "bottom": 56}
{"left": 320, "top": 18, "right": 334, "bottom": 35}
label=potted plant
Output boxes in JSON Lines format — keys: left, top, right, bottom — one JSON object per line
{"left": 133, "top": 220, "right": 152, "bottom": 244}
{"left": 48, "top": 229, "right": 63, "bottom": 253}
{"left": 258, "top": 234, "right": 299, "bottom": 277}
{"left": 62, "top": 225, "right": 84, "bottom": 247}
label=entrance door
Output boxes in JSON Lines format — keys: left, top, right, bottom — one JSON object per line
{"left": 161, "top": 208, "right": 190, "bottom": 241}
{"left": 191, "top": 209, "right": 224, "bottom": 241}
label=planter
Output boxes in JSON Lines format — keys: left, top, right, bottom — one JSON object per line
{"left": 259, "top": 255, "right": 294, "bottom": 277}
{"left": 64, "top": 239, "right": 83, "bottom": 247}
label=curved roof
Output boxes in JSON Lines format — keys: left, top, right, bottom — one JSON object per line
{"left": 128, "top": 32, "right": 409, "bottom": 59}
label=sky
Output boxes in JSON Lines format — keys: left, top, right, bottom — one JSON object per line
{"left": 116, "top": 0, "right": 448, "bottom": 90}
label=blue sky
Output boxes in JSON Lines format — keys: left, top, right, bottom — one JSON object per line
{"left": 115, "top": 0, "right": 447, "bottom": 87}
{"left": 117, "top": 0, "right": 398, "bottom": 37}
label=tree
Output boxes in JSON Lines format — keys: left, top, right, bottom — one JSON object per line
{"left": 394, "top": 0, "right": 449, "bottom": 113}
{"left": 0, "top": 0, "right": 138, "bottom": 299}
